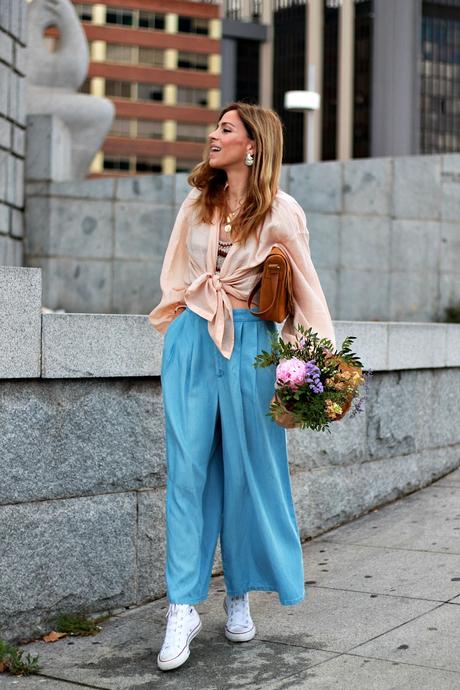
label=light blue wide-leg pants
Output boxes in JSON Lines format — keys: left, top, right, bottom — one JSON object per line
{"left": 161, "top": 306, "right": 305, "bottom": 606}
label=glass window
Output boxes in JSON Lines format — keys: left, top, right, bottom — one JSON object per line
{"left": 178, "top": 16, "right": 209, "bottom": 34}
{"left": 137, "top": 120, "right": 163, "bottom": 138}
{"left": 103, "top": 156, "right": 130, "bottom": 171}
{"left": 137, "top": 83, "right": 163, "bottom": 102}
{"left": 225, "top": 0, "right": 242, "bottom": 20}
{"left": 106, "top": 44, "right": 133, "bottom": 63}
{"left": 139, "top": 10, "right": 165, "bottom": 30}
{"left": 136, "top": 157, "right": 162, "bottom": 173}
{"left": 138, "top": 47, "right": 164, "bottom": 67}
{"left": 109, "top": 118, "right": 132, "bottom": 137}
{"left": 73, "top": 3, "right": 92, "bottom": 22}
{"left": 105, "top": 80, "right": 132, "bottom": 99}
{"left": 106, "top": 45, "right": 163, "bottom": 67}
{"left": 321, "top": 1, "right": 339, "bottom": 161}
{"left": 273, "top": 0, "right": 306, "bottom": 163}
{"left": 252, "top": 0, "right": 262, "bottom": 21}
{"left": 106, "top": 7, "right": 134, "bottom": 26}
{"left": 176, "top": 123, "right": 208, "bottom": 142}
{"left": 421, "top": 1, "right": 460, "bottom": 153}
{"left": 177, "top": 51, "right": 208, "bottom": 71}
{"left": 235, "top": 39, "right": 259, "bottom": 103}
{"left": 352, "top": 0, "right": 373, "bottom": 158}
{"left": 177, "top": 86, "right": 208, "bottom": 106}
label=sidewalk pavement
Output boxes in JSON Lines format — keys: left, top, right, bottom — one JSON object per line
{"left": 2, "top": 466, "right": 460, "bottom": 690}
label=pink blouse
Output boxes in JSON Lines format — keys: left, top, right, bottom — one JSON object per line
{"left": 148, "top": 187, "right": 336, "bottom": 359}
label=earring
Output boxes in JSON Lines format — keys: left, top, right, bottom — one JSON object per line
{"left": 244, "top": 151, "right": 254, "bottom": 167}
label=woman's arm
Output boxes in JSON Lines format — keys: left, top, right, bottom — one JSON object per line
{"left": 148, "top": 192, "right": 195, "bottom": 333}
{"left": 273, "top": 198, "right": 337, "bottom": 350}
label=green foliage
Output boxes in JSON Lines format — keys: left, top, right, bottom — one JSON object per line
{"left": 269, "top": 394, "right": 335, "bottom": 433}
{"left": 53, "top": 612, "right": 104, "bottom": 636}
{"left": 0, "top": 638, "right": 41, "bottom": 676}
{"left": 254, "top": 323, "right": 363, "bottom": 371}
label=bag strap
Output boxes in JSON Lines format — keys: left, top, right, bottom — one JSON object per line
{"left": 247, "top": 277, "right": 262, "bottom": 311}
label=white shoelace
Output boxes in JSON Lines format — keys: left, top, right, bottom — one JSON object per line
{"left": 227, "top": 594, "right": 251, "bottom": 627}
{"left": 162, "top": 603, "right": 191, "bottom": 651}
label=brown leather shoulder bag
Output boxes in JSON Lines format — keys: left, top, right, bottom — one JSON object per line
{"left": 247, "top": 246, "right": 294, "bottom": 322}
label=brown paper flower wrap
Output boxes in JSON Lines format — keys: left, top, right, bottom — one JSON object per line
{"left": 270, "top": 391, "right": 301, "bottom": 429}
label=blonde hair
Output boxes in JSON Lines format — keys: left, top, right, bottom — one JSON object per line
{"left": 188, "top": 102, "right": 284, "bottom": 245}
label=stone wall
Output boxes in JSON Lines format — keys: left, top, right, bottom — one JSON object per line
{"left": 1, "top": 266, "right": 460, "bottom": 642}
{"left": 0, "top": 0, "right": 27, "bottom": 265}
{"left": 25, "top": 154, "right": 460, "bottom": 322}
{"left": 25, "top": 173, "right": 189, "bottom": 313}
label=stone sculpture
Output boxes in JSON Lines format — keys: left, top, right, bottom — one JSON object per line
{"left": 25, "top": 0, "right": 114, "bottom": 179}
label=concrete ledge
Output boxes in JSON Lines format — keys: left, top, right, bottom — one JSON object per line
{"left": 41, "top": 313, "right": 162, "bottom": 378}
{"left": 39, "top": 315, "right": 460, "bottom": 378}
{"left": 335, "top": 320, "right": 460, "bottom": 371}
{"left": 2, "top": 278, "right": 459, "bottom": 378}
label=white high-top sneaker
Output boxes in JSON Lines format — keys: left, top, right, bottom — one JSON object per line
{"left": 157, "top": 603, "right": 202, "bottom": 671}
{"left": 223, "top": 593, "right": 256, "bottom": 642}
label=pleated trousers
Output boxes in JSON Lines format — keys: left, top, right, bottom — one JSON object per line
{"left": 161, "top": 306, "right": 305, "bottom": 606}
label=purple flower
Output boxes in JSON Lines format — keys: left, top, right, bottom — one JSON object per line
{"left": 349, "top": 397, "right": 364, "bottom": 418}
{"left": 305, "top": 360, "right": 324, "bottom": 394}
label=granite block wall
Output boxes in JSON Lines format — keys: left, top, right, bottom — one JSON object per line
{"left": 25, "top": 155, "right": 460, "bottom": 322}
{"left": 25, "top": 174, "right": 179, "bottom": 313}
{"left": 0, "top": 0, "right": 27, "bottom": 266}
{"left": 289, "top": 154, "right": 460, "bottom": 323}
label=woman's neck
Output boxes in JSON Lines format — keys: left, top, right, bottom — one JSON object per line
{"left": 225, "top": 169, "right": 249, "bottom": 209}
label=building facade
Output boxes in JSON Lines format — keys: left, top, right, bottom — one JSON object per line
{"left": 221, "top": 0, "right": 460, "bottom": 163}
{"left": 71, "top": 0, "right": 221, "bottom": 175}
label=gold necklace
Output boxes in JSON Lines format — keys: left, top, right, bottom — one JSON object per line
{"left": 223, "top": 197, "right": 245, "bottom": 233}
{"left": 223, "top": 207, "right": 241, "bottom": 233}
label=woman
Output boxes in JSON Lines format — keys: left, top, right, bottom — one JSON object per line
{"left": 149, "top": 102, "right": 336, "bottom": 672}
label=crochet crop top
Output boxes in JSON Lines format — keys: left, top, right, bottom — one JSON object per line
{"left": 216, "top": 239, "right": 232, "bottom": 273}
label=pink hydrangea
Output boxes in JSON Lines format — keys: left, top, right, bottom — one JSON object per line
{"left": 276, "top": 358, "right": 309, "bottom": 390}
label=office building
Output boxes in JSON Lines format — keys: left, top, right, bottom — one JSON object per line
{"left": 221, "top": 0, "right": 460, "bottom": 163}
{"left": 71, "top": 0, "right": 221, "bottom": 175}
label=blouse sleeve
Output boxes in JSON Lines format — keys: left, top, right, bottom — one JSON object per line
{"left": 275, "top": 199, "right": 337, "bottom": 350}
{"left": 148, "top": 191, "right": 195, "bottom": 334}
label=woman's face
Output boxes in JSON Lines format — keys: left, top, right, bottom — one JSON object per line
{"left": 207, "top": 109, "right": 255, "bottom": 171}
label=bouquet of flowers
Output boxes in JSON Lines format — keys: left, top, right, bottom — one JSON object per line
{"left": 253, "top": 324, "right": 372, "bottom": 433}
